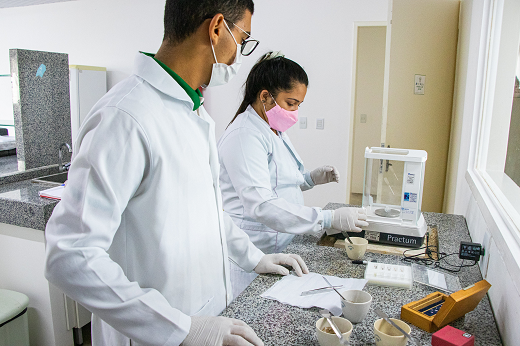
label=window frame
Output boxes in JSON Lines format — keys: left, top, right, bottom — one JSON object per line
{"left": 466, "top": 0, "right": 520, "bottom": 253}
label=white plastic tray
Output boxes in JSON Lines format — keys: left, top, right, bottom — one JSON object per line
{"left": 364, "top": 262, "right": 413, "bottom": 289}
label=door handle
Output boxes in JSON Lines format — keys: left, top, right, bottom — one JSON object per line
{"left": 385, "top": 145, "right": 392, "bottom": 172}
{"left": 385, "top": 159, "right": 392, "bottom": 172}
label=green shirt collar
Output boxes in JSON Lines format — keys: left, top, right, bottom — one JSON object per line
{"left": 141, "top": 52, "right": 202, "bottom": 111}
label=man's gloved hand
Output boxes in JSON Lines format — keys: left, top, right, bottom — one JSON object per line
{"left": 310, "top": 165, "right": 340, "bottom": 185}
{"left": 181, "top": 316, "right": 264, "bottom": 346}
{"left": 326, "top": 207, "right": 369, "bottom": 234}
{"left": 254, "top": 254, "right": 309, "bottom": 277}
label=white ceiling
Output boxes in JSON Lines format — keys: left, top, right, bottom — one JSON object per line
{"left": 0, "top": 0, "right": 77, "bottom": 8}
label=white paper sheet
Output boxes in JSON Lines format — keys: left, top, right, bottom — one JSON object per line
{"left": 260, "top": 272, "right": 367, "bottom": 316}
{"left": 427, "top": 269, "right": 448, "bottom": 290}
{"left": 39, "top": 185, "right": 65, "bottom": 200}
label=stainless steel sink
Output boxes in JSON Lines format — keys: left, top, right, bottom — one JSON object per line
{"left": 31, "top": 172, "right": 68, "bottom": 186}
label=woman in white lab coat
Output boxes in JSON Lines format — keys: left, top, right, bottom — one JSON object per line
{"left": 218, "top": 52, "right": 369, "bottom": 298}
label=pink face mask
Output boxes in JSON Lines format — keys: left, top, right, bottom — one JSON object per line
{"left": 263, "top": 94, "right": 299, "bottom": 132}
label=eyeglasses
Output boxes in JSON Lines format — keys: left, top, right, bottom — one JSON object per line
{"left": 225, "top": 19, "right": 260, "bottom": 56}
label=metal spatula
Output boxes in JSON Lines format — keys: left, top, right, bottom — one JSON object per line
{"left": 342, "top": 231, "right": 354, "bottom": 244}
{"left": 374, "top": 308, "right": 420, "bottom": 346}
{"left": 319, "top": 309, "right": 350, "bottom": 345}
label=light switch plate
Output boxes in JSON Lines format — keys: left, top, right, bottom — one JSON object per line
{"left": 316, "top": 118, "right": 324, "bottom": 130}
{"left": 299, "top": 116, "right": 307, "bottom": 129}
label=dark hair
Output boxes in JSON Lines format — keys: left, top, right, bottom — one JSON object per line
{"left": 163, "top": 0, "right": 254, "bottom": 44}
{"left": 230, "top": 52, "right": 309, "bottom": 125}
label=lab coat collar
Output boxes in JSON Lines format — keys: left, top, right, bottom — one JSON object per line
{"left": 133, "top": 52, "right": 195, "bottom": 108}
{"left": 245, "top": 105, "right": 305, "bottom": 170}
{"left": 280, "top": 132, "right": 305, "bottom": 171}
{"left": 246, "top": 105, "right": 273, "bottom": 131}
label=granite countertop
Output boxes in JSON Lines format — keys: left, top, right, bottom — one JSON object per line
{"left": 0, "top": 160, "right": 62, "bottom": 230}
{"left": 0, "top": 178, "right": 60, "bottom": 230}
{"left": 221, "top": 203, "right": 502, "bottom": 346}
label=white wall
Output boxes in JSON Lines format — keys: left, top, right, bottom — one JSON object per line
{"left": 0, "top": 0, "right": 165, "bottom": 87}
{"left": 205, "top": 0, "right": 389, "bottom": 208}
{"left": 0, "top": 223, "right": 72, "bottom": 346}
{"left": 0, "top": 0, "right": 388, "bottom": 209}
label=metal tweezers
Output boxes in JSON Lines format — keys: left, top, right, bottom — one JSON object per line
{"left": 300, "top": 285, "right": 344, "bottom": 296}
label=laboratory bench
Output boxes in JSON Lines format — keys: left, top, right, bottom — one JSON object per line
{"left": 0, "top": 175, "right": 503, "bottom": 345}
{"left": 220, "top": 203, "right": 503, "bottom": 346}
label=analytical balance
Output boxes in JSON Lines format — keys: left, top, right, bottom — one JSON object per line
{"left": 348, "top": 147, "right": 428, "bottom": 248}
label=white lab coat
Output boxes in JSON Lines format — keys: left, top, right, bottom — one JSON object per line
{"left": 44, "top": 53, "right": 264, "bottom": 346}
{"left": 218, "top": 106, "right": 332, "bottom": 254}
{"left": 218, "top": 107, "right": 332, "bottom": 299}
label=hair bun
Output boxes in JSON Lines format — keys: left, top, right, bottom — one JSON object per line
{"left": 265, "top": 51, "right": 285, "bottom": 60}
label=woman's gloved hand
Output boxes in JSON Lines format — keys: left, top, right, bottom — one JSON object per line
{"left": 310, "top": 165, "right": 340, "bottom": 185}
{"left": 181, "top": 316, "right": 264, "bottom": 346}
{"left": 254, "top": 254, "right": 309, "bottom": 277}
{"left": 327, "top": 207, "right": 369, "bottom": 234}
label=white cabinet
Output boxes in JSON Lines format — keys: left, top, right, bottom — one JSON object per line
{"left": 0, "top": 223, "right": 90, "bottom": 346}
{"left": 69, "top": 65, "right": 107, "bottom": 149}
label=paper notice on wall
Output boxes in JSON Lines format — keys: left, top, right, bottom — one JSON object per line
{"left": 415, "top": 74, "right": 425, "bottom": 95}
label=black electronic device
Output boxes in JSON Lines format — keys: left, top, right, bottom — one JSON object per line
{"left": 459, "top": 241, "right": 484, "bottom": 261}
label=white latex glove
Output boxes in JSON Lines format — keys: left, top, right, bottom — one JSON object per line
{"left": 327, "top": 207, "right": 369, "bottom": 234}
{"left": 181, "top": 316, "right": 264, "bottom": 346}
{"left": 310, "top": 165, "right": 340, "bottom": 185}
{"left": 254, "top": 253, "right": 309, "bottom": 277}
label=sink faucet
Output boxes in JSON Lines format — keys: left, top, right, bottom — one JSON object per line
{"left": 59, "top": 143, "right": 72, "bottom": 172}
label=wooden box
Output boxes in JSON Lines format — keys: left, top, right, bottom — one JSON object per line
{"left": 400, "top": 280, "right": 491, "bottom": 333}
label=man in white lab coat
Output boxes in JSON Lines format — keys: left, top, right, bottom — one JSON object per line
{"left": 44, "top": 1, "right": 308, "bottom": 345}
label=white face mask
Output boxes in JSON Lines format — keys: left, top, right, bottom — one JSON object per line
{"left": 204, "top": 20, "right": 242, "bottom": 88}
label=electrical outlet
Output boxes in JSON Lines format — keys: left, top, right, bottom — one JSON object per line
{"left": 316, "top": 118, "right": 324, "bottom": 130}
{"left": 480, "top": 232, "right": 492, "bottom": 278}
{"left": 360, "top": 114, "right": 367, "bottom": 123}
{"left": 299, "top": 116, "right": 307, "bottom": 129}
